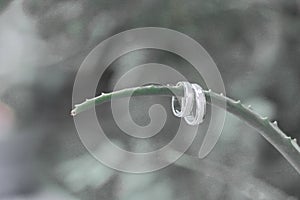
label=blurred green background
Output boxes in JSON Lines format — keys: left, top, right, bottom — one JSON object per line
{"left": 0, "top": 0, "right": 300, "bottom": 199}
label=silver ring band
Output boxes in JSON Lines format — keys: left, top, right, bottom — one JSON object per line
{"left": 184, "top": 83, "right": 206, "bottom": 125}
{"left": 171, "top": 81, "right": 194, "bottom": 118}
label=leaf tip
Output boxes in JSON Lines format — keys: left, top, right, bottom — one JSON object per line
{"left": 71, "top": 109, "right": 77, "bottom": 116}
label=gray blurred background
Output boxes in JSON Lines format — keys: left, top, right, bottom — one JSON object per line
{"left": 0, "top": 0, "right": 300, "bottom": 199}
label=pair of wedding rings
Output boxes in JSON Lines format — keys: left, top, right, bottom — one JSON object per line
{"left": 171, "top": 81, "right": 206, "bottom": 125}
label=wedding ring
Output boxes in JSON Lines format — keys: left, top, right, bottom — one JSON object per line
{"left": 184, "top": 83, "right": 206, "bottom": 125}
{"left": 171, "top": 81, "right": 194, "bottom": 118}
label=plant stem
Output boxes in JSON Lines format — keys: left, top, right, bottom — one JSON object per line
{"left": 71, "top": 85, "right": 300, "bottom": 174}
